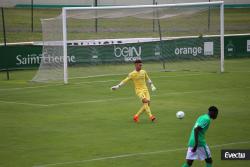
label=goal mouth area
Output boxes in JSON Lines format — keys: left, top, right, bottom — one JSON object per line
{"left": 32, "top": 1, "right": 224, "bottom": 83}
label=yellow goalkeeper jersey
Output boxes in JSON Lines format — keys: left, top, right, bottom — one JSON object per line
{"left": 121, "top": 70, "right": 150, "bottom": 91}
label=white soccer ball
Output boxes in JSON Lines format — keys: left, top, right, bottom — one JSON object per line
{"left": 176, "top": 111, "right": 185, "bottom": 119}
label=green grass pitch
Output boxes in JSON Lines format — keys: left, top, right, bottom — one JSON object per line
{"left": 0, "top": 58, "right": 250, "bottom": 167}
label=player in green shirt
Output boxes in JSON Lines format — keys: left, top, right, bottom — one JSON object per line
{"left": 182, "top": 106, "right": 218, "bottom": 167}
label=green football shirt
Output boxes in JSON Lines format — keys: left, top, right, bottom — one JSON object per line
{"left": 188, "top": 114, "right": 211, "bottom": 147}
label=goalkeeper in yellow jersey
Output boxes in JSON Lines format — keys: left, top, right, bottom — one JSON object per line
{"left": 111, "top": 60, "right": 156, "bottom": 122}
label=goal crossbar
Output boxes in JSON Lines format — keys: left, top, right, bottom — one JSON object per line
{"left": 63, "top": 1, "right": 224, "bottom": 11}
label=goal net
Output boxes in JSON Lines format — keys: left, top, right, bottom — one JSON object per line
{"left": 32, "top": 1, "right": 224, "bottom": 84}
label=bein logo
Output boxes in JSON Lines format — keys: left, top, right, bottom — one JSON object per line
{"left": 221, "top": 150, "right": 250, "bottom": 160}
{"left": 114, "top": 45, "right": 141, "bottom": 61}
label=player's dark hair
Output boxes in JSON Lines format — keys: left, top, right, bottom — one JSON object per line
{"left": 208, "top": 106, "right": 218, "bottom": 114}
{"left": 134, "top": 59, "right": 142, "bottom": 64}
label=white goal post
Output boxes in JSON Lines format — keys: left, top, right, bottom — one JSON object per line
{"left": 33, "top": 1, "right": 224, "bottom": 84}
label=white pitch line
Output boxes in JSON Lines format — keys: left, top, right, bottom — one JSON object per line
{"left": 0, "top": 79, "right": 118, "bottom": 91}
{"left": 46, "top": 86, "right": 250, "bottom": 107}
{"left": 48, "top": 97, "right": 134, "bottom": 107}
{"left": 1, "top": 86, "right": 249, "bottom": 107}
{"left": 74, "top": 79, "right": 118, "bottom": 85}
{"left": 0, "top": 73, "right": 208, "bottom": 92}
{"left": 70, "top": 73, "right": 206, "bottom": 80}
{"left": 0, "top": 80, "right": 117, "bottom": 92}
{"left": 33, "top": 140, "right": 250, "bottom": 167}
{"left": 230, "top": 71, "right": 250, "bottom": 73}
{"left": 0, "top": 84, "right": 63, "bottom": 91}
{"left": 154, "top": 73, "right": 211, "bottom": 78}
{"left": 0, "top": 100, "right": 49, "bottom": 107}
{"left": 69, "top": 73, "right": 127, "bottom": 79}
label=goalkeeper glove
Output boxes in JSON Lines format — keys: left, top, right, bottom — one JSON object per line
{"left": 111, "top": 83, "right": 123, "bottom": 91}
{"left": 151, "top": 84, "right": 156, "bottom": 91}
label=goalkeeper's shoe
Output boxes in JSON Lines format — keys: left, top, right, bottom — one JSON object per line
{"left": 150, "top": 115, "right": 156, "bottom": 122}
{"left": 133, "top": 115, "right": 139, "bottom": 123}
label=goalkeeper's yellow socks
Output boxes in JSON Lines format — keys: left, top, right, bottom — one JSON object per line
{"left": 182, "top": 163, "right": 190, "bottom": 167}
{"left": 144, "top": 103, "right": 152, "bottom": 117}
{"left": 135, "top": 105, "right": 145, "bottom": 117}
{"left": 144, "top": 103, "right": 156, "bottom": 121}
{"left": 134, "top": 103, "right": 155, "bottom": 122}
{"left": 134, "top": 105, "right": 145, "bottom": 122}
